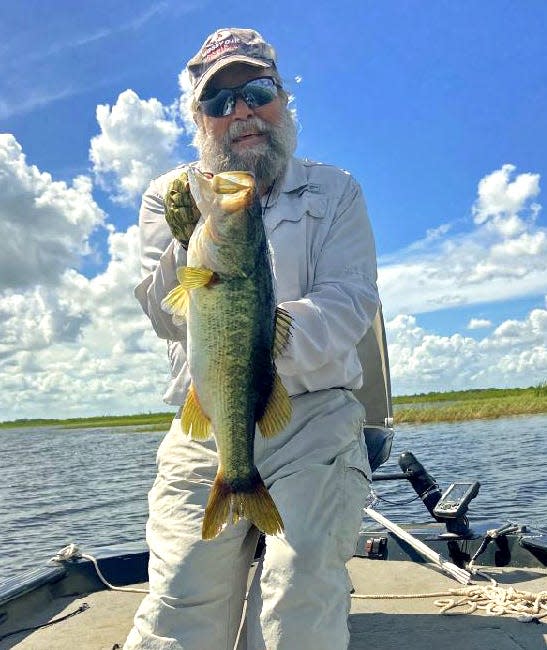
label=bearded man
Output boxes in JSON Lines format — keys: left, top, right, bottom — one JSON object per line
{"left": 125, "top": 28, "right": 379, "bottom": 650}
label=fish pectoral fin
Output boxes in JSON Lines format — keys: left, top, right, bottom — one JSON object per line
{"left": 178, "top": 266, "right": 216, "bottom": 289}
{"left": 161, "top": 284, "right": 188, "bottom": 322}
{"left": 258, "top": 373, "right": 292, "bottom": 438}
{"left": 181, "top": 383, "right": 212, "bottom": 440}
{"left": 161, "top": 266, "right": 216, "bottom": 322}
{"left": 273, "top": 307, "right": 293, "bottom": 357}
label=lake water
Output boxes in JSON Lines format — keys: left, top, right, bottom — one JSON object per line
{"left": 1, "top": 414, "right": 546, "bottom": 582}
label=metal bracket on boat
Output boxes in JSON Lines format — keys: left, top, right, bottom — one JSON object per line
{"left": 363, "top": 536, "right": 388, "bottom": 560}
{"left": 467, "top": 522, "right": 521, "bottom": 568}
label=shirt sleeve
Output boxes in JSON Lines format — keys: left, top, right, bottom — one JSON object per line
{"left": 276, "top": 176, "right": 379, "bottom": 376}
{"left": 133, "top": 179, "right": 188, "bottom": 342}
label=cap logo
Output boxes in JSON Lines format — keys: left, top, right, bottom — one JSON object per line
{"left": 202, "top": 30, "right": 243, "bottom": 62}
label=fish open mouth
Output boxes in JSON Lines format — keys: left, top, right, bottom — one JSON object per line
{"left": 211, "top": 171, "right": 255, "bottom": 211}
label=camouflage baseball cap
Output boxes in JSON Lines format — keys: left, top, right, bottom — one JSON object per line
{"left": 187, "top": 28, "right": 280, "bottom": 100}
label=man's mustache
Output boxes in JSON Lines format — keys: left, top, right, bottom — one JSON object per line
{"left": 228, "top": 118, "right": 270, "bottom": 140}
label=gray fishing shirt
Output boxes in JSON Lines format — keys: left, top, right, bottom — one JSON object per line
{"left": 134, "top": 156, "right": 379, "bottom": 405}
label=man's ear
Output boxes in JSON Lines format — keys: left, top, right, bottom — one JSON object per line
{"left": 193, "top": 109, "right": 203, "bottom": 127}
{"left": 278, "top": 88, "right": 289, "bottom": 107}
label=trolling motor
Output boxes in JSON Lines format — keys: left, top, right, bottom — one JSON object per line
{"left": 397, "top": 451, "right": 443, "bottom": 517}
{"left": 373, "top": 451, "right": 480, "bottom": 537}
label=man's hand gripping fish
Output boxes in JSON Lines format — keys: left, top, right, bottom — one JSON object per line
{"left": 162, "top": 169, "right": 292, "bottom": 540}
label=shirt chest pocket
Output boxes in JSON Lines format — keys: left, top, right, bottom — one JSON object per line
{"left": 266, "top": 194, "right": 329, "bottom": 303}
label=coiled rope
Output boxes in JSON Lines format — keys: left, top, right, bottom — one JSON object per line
{"left": 351, "top": 581, "right": 547, "bottom": 623}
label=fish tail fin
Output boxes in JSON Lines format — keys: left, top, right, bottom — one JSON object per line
{"left": 258, "top": 373, "right": 292, "bottom": 438}
{"left": 202, "top": 471, "right": 231, "bottom": 540}
{"left": 202, "top": 468, "right": 284, "bottom": 540}
{"left": 241, "top": 478, "right": 284, "bottom": 537}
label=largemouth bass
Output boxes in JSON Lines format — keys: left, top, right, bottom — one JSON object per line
{"left": 162, "top": 169, "right": 292, "bottom": 540}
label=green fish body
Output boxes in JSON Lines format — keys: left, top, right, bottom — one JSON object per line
{"left": 163, "top": 170, "right": 292, "bottom": 540}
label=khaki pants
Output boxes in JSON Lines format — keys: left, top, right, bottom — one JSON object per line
{"left": 124, "top": 389, "right": 371, "bottom": 650}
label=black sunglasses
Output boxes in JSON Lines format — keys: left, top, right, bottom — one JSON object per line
{"left": 199, "top": 77, "right": 280, "bottom": 118}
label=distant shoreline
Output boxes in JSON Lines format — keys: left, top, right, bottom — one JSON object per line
{"left": 1, "top": 386, "right": 545, "bottom": 430}
{"left": 393, "top": 385, "right": 547, "bottom": 424}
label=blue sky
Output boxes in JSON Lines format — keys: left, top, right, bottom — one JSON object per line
{"left": 1, "top": 1, "right": 546, "bottom": 419}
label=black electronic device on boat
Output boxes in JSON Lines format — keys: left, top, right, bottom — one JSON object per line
{"left": 397, "top": 451, "right": 444, "bottom": 518}
{"left": 433, "top": 481, "right": 481, "bottom": 519}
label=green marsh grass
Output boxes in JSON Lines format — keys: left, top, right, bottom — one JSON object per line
{"left": 0, "top": 412, "right": 176, "bottom": 431}
{"left": 1, "top": 386, "right": 545, "bottom": 429}
{"left": 394, "top": 385, "right": 546, "bottom": 423}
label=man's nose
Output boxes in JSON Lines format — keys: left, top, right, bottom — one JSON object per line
{"left": 232, "top": 96, "right": 254, "bottom": 120}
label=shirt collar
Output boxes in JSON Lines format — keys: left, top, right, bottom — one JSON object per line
{"left": 262, "top": 157, "right": 308, "bottom": 210}
{"left": 278, "top": 157, "right": 308, "bottom": 194}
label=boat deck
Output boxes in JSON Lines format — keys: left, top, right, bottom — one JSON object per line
{"left": 3, "top": 559, "right": 547, "bottom": 649}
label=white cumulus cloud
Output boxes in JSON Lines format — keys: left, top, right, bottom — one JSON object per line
{"left": 177, "top": 68, "right": 197, "bottom": 136}
{"left": 387, "top": 305, "right": 547, "bottom": 395}
{"left": 90, "top": 89, "right": 183, "bottom": 204}
{"left": 0, "top": 225, "right": 169, "bottom": 420}
{"left": 379, "top": 164, "right": 546, "bottom": 318}
{"left": 472, "top": 163, "right": 540, "bottom": 226}
{"left": 0, "top": 134, "right": 105, "bottom": 290}
{"left": 467, "top": 318, "right": 492, "bottom": 330}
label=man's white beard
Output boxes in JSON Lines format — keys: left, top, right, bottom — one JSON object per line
{"left": 194, "top": 107, "right": 297, "bottom": 190}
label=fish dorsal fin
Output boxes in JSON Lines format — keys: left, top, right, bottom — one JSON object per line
{"left": 273, "top": 307, "right": 292, "bottom": 357}
{"left": 182, "top": 383, "right": 212, "bottom": 440}
{"left": 258, "top": 373, "right": 292, "bottom": 438}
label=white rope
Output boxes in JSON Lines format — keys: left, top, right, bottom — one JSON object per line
{"left": 351, "top": 582, "right": 547, "bottom": 622}
{"left": 51, "top": 544, "right": 149, "bottom": 594}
